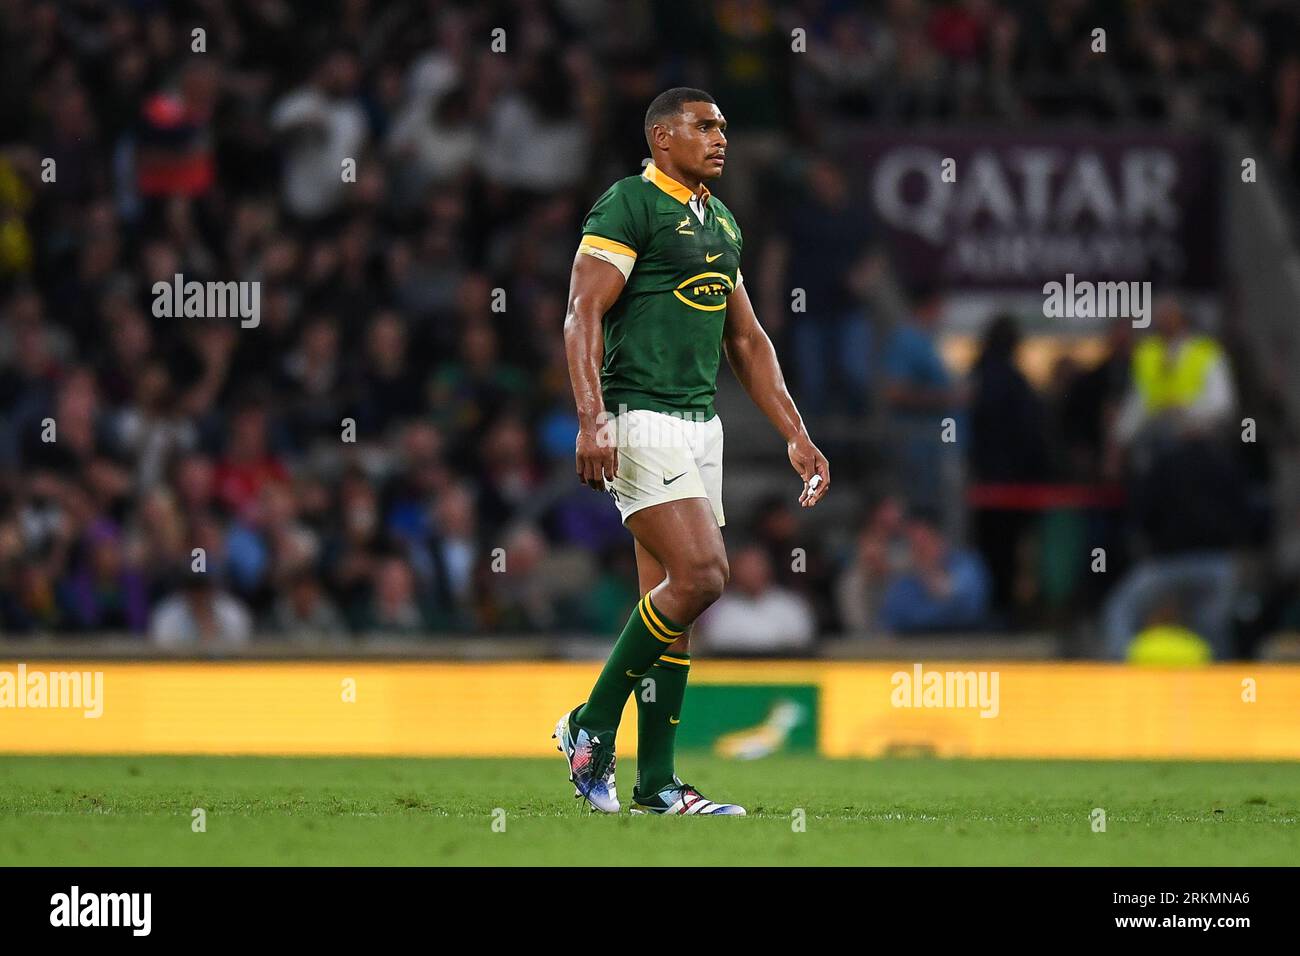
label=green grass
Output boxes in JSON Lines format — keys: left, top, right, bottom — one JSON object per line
{"left": 1, "top": 755, "right": 1297, "bottom": 866}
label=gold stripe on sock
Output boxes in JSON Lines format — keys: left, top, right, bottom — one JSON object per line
{"left": 642, "top": 596, "right": 684, "bottom": 637}
{"left": 638, "top": 597, "right": 678, "bottom": 643}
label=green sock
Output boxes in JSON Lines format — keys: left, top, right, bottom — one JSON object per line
{"left": 635, "top": 651, "right": 690, "bottom": 797}
{"left": 576, "top": 593, "right": 685, "bottom": 735}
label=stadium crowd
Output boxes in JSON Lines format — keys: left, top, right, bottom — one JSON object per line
{"left": 1, "top": 0, "right": 1298, "bottom": 654}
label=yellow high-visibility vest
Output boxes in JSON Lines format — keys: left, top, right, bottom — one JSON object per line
{"left": 1132, "top": 336, "right": 1221, "bottom": 412}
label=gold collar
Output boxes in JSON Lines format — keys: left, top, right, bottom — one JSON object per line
{"left": 642, "top": 162, "right": 710, "bottom": 206}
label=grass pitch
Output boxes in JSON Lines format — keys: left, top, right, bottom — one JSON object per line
{"left": 1, "top": 755, "right": 1297, "bottom": 866}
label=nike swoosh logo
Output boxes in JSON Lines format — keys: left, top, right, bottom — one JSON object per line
{"left": 626, "top": 669, "right": 646, "bottom": 678}
{"left": 705, "top": 252, "right": 722, "bottom": 262}
{"left": 663, "top": 472, "right": 687, "bottom": 485}
{"left": 669, "top": 717, "right": 680, "bottom": 724}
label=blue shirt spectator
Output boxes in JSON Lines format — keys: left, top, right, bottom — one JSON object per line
{"left": 882, "top": 322, "right": 953, "bottom": 403}
{"left": 878, "top": 511, "right": 991, "bottom": 633}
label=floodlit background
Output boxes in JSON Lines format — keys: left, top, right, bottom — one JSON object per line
{"left": 3, "top": 0, "right": 1300, "bottom": 762}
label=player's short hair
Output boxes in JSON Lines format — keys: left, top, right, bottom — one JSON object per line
{"left": 644, "top": 87, "right": 716, "bottom": 150}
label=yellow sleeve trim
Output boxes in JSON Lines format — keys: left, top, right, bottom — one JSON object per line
{"left": 658, "top": 654, "right": 692, "bottom": 666}
{"left": 578, "top": 239, "right": 635, "bottom": 281}
{"left": 579, "top": 234, "right": 637, "bottom": 258}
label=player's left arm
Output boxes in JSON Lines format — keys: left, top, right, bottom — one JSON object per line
{"left": 722, "top": 281, "right": 829, "bottom": 508}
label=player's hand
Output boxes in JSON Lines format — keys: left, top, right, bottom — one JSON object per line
{"left": 788, "top": 432, "right": 829, "bottom": 508}
{"left": 576, "top": 420, "right": 619, "bottom": 491}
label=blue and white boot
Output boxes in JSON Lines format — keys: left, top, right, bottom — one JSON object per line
{"left": 630, "top": 776, "right": 746, "bottom": 815}
{"left": 553, "top": 707, "right": 619, "bottom": 813}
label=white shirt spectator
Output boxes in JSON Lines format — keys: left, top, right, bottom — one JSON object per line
{"left": 386, "top": 94, "right": 479, "bottom": 191}
{"left": 270, "top": 87, "right": 368, "bottom": 219}
{"left": 150, "top": 591, "right": 253, "bottom": 647}
{"left": 482, "top": 93, "right": 588, "bottom": 192}
{"left": 698, "top": 588, "right": 817, "bottom": 654}
{"left": 111, "top": 408, "right": 198, "bottom": 490}
{"left": 406, "top": 49, "right": 461, "bottom": 103}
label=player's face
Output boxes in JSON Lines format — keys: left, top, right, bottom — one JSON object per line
{"left": 667, "top": 102, "right": 728, "bottom": 181}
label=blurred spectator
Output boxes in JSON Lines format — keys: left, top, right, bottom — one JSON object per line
{"left": 752, "top": 493, "right": 836, "bottom": 630}
{"left": 579, "top": 544, "right": 640, "bottom": 634}
{"left": 386, "top": 84, "right": 479, "bottom": 203}
{"left": 171, "top": 453, "right": 217, "bottom": 516}
{"left": 323, "top": 473, "right": 387, "bottom": 629}
{"left": 881, "top": 285, "right": 965, "bottom": 529}
{"left": 0, "top": 293, "right": 71, "bottom": 465}
{"left": 0, "top": 514, "right": 27, "bottom": 630}
{"left": 1102, "top": 437, "right": 1249, "bottom": 660}
{"left": 430, "top": 321, "right": 529, "bottom": 453}
{"left": 272, "top": 569, "right": 349, "bottom": 641}
{"left": 968, "top": 314, "right": 1051, "bottom": 483}
{"left": 107, "top": 360, "right": 198, "bottom": 491}
{"left": 422, "top": 482, "right": 479, "bottom": 627}
{"left": 1111, "top": 296, "right": 1236, "bottom": 474}
{"left": 385, "top": 421, "right": 450, "bottom": 542}
{"left": 129, "top": 487, "right": 188, "bottom": 594}
{"left": 1126, "top": 599, "right": 1213, "bottom": 666}
{"left": 0, "top": 149, "right": 36, "bottom": 278}
{"left": 967, "top": 313, "right": 1050, "bottom": 622}
{"left": 351, "top": 311, "right": 426, "bottom": 437}
{"left": 269, "top": 45, "right": 368, "bottom": 222}
{"left": 132, "top": 61, "right": 218, "bottom": 201}
{"left": 697, "top": 544, "right": 816, "bottom": 654}
{"left": 802, "top": 7, "right": 895, "bottom": 118}
{"left": 471, "top": 414, "right": 543, "bottom": 541}
{"left": 225, "top": 480, "right": 318, "bottom": 611}
{"left": 60, "top": 518, "right": 148, "bottom": 633}
{"left": 878, "top": 508, "right": 992, "bottom": 633}
{"left": 760, "top": 156, "right": 878, "bottom": 419}
{"left": 359, "top": 555, "right": 425, "bottom": 635}
{"left": 96, "top": 300, "right": 154, "bottom": 408}
{"left": 149, "top": 570, "right": 252, "bottom": 648}
{"left": 1047, "top": 319, "right": 1133, "bottom": 480}
{"left": 21, "top": 368, "right": 110, "bottom": 484}
{"left": 214, "top": 402, "right": 289, "bottom": 520}
{"left": 478, "top": 524, "right": 577, "bottom": 633}
{"left": 546, "top": 481, "right": 627, "bottom": 553}
{"left": 837, "top": 496, "right": 910, "bottom": 633}
{"left": 280, "top": 315, "right": 346, "bottom": 450}
{"left": 695, "top": 0, "right": 790, "bottom": 226}
{"left": 482, "top": 51, "right": 589, "bottom": 194}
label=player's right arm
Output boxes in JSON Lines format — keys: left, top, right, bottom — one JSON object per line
{"left": 564, "top": 252, "right": 626, "bottom": 490}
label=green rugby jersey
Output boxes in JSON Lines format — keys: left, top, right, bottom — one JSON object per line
{"left": 578, "top": 162, "right": 744, "bottom": 418}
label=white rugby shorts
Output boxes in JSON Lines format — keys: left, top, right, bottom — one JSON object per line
{"left": 603, "top": 408, "right": 725, "bottom": 527}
